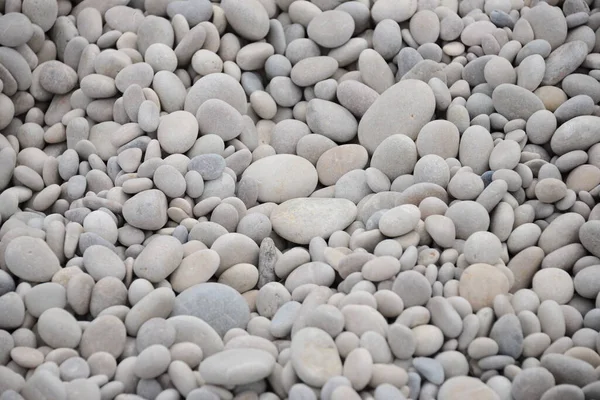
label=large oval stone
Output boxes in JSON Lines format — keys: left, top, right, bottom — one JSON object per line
{"left": 200, "top": 349, "right": 275, "bottom": 386}
{"left": 270, "top": 198, "right": 357, "bottom": 245}
{"left": 492, "top": 84, "right": 545, "bottom": 120}
{"left": 291, "top": 327, "right": 343, "bottom": 387}
{"left": 242, "top": 155, "right": 318, "bottom": 203}
{"left": 358, "top": 79, "right": 435, "bottom": 153}
{"left": 542, "top": 40, "right": 588, "bottom": 86}
{"left": 5, "top": 237, "right": 60, "bottom": 282}
{"left": 550, "top": 116, "right": 600, "bottom": 155}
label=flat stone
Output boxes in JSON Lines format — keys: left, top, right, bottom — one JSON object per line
{"left": 271, "top": 198, "right": 357, "bottom": 245}
{"left": 542, "top": 40, "right": 588, "bottom": 85}
{"left": 200, "top": 348, "right": 275, "bottom": 385}
{"left": 541, "top": 353, "right": 597, "bottom": 387}
{"left": 242, "top": 155, "right": 318, "bottom": 203}
{"left": 492, "top": 84, "right": 545, "bottom": 120}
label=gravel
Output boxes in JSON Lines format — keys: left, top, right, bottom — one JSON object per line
{"left": 1, "top": 0, "right": 600, "bottom": 399}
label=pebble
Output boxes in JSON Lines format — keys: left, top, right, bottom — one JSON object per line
{"left": 171, "top": 283, "right": 250, "bottom": 336}
{"left": 541, "top": 353, "right": 597, "bottom": 387}
{"left": 242, "top": 155, "right": 318, "bottom": 203}
{"left": 392, "top": 270, "right": 432, "bottom": 308}
{"left": 358, "top": 79, "right": 435, "bottom": 153}
{"left": 532, "top": 268, "right": 574, "bottom": 304}
{"left": 271, "top": 198, "right": 357, "bottom": 245}
{"left": 122, "top": 189, "right": 168, "bottom": 230}
{"left": 37, "top": 308, "right": 82, "bottom": 349}
{"left": 5, "top": 236, "right": 61, "bottom": 282}
{"left": 133, "top": 235, "right": 183, "bottom": 283}
{"left": 459, "top": 263, "right": 510, "bottom": 311}
{"left": 0, "top": 1, "right": 598, "bottom": 398}
{"left": 307, "top": 11, "right": 354, "bottom": 49}
{"left": 201, "top": 348, "right": 275, "bottom": 385}
{"left": 438, "top": 376, "right": 500, "bottom": 400}
{"left": 291, "top": 327, "right": 343, "bottom": 388}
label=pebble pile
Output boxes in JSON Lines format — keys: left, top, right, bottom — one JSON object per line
{"left": 2, "top": 0, "right": 600, "bottom": 399}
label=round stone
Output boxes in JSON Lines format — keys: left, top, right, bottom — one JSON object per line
{"left": 171, "top": 283, "right": 251, "bottom": 337}
{"left": 196, "top": 99, "right": 243, "bottom": 141}
{"left": 220, "top": 0, "right": 269, "bottom": 41}
{"left": 0, "top": 13, "right": 34, "bottom": 47}
{"left": 532, "top": 268, "right": 574, "bottom": 304}
{"left": 412, "top": 325, "right": 444, "bottom": 356}
{"left": 370, "top": 134, "right": 418, "bottom": 181}
{"left": 459, "top": 263, "right": 510, "bottom": 311}
{"left": 492, "top": 84, "right": 545, "bottom": 120}
{"left": 416, "top": 120, "right": 460, "bottom": 159}
{"left": 445, "top": 201, "right": 490, "bottom": 240}
{"left": 463, "top": 232, "right": 503, "bottom": 265}
{"left": 574, "top": 265, "right": 600, "bottom": 299}
{"left": 39, "top": 61, "right": 78, "bottom": 95}
{"left": 579, "top": 220, "right": 600, "bottom": 258}
{"left": 316, "top": 145, "right": 368, "bottom": 186}
{"left": 157, "top": 111, "right": 198, "bottom": 154}
{"left": 37, "top": 308, "right": 82, "bottom": 349}
{"left": 79, "top": 315, "right": 127, "bottom": 359}
{"left": 307, "top": 10, "right": 354, "bottom": 48}
{"left": 392, "top": 270, "right": 432, "bottom": 308}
